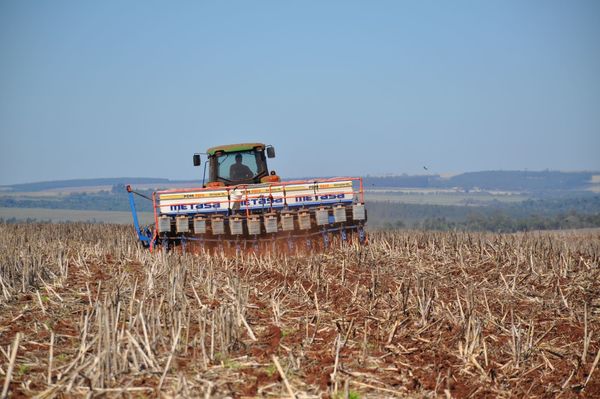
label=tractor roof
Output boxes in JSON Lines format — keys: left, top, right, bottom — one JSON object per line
{"left": 206, "top": 143, "right": 265, "bottom": 155}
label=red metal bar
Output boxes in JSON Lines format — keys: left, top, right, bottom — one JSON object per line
{"left": 359, "top": 177, "right": 364, "bottom": 203}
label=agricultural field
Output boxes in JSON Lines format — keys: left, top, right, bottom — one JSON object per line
{"left": 364, "top": 189, "right": 529, "bottom": 206}
{"left": 0, "top": 224, "right": 599, "bottom": 397}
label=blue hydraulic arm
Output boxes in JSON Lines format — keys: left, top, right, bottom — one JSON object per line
{"left": 126, "top": 185, "right": 153, "bottom": 247}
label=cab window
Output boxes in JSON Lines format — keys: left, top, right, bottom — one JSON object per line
{"left": 217, "top": 151, "right": 259, "bottom": 181}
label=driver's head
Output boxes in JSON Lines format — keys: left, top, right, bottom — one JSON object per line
{"left": 235, "top": 153, "right": 243, "bottom": 163}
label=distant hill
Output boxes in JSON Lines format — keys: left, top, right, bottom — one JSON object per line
{"left": 2, "top": 178, "right": 182, "bottom": 192}
{"left": 2, "top": 171, "right": 599, "bottom": 231}
{"left": 1, "top": 170, "right": 598, "bottom": 193}
{"left": 364, "top": 170, "right": 598, "bottom": 192}
{"left": 442, "top": 171, "right": 595, "bottom": 191}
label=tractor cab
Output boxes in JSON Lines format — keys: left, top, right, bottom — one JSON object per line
{"left": 194, "top": 143, "right": 279, "bottom": 187}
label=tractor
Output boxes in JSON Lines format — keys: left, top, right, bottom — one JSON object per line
{"left": 127, "top": 142, "right": 366, "bottom": 252}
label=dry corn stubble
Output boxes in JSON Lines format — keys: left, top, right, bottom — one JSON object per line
{"left": 0, "top": 223, "right": 599, "bottom": 397}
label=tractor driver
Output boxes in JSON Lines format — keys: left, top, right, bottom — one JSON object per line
{"left": 229, "top": 153, "right": 254, "bottom": 180}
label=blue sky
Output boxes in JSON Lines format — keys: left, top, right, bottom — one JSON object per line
{"left": 1, "top": 1, "right": 599, "bottom": 185}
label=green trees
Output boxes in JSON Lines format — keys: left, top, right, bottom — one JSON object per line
{"left": 367, "top": 196, "right": 600, "bottom": 232}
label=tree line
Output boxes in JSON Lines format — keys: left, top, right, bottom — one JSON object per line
{"left": 368, "top": 195, "right": 600, "bottom": 232}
